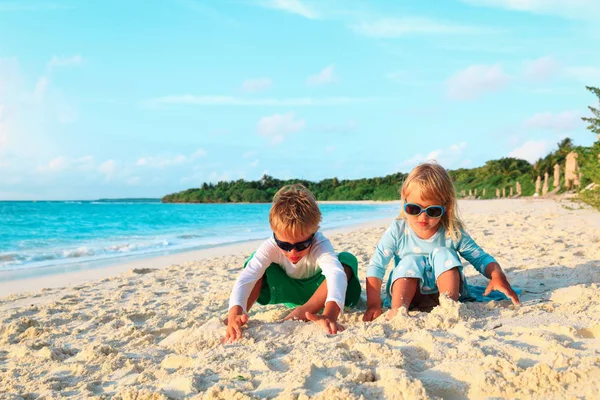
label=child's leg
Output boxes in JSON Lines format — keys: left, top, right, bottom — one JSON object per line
{"left": 387, "top": 255, "right": 426, "bottom": 315}
{"left": 285, "top": 265, "right": 354, "bottom": 320}
{"left": 436, "top": 268, "right": 460, "bottom": 300}
{"left": 430, "top": 247, "right": 462, "bottom": 301}
{"left": 390, "top": 277, "right": 420, "bottom": 309}
{"left": 246, "top": 277, "right": 264, "bottom": 312}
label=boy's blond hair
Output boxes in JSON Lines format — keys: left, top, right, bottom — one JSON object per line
{"left": 269, "top": 184, "right": 321, "bottom": 238}
{"left": 399, "top": 162, "right": 466, "bottom": 241}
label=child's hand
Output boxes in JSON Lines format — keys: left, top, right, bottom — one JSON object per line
{"left": 283, "top": 306, "right": 310, "bottom": 321}
{"left": 362, "top": 306, "right": 383, "bottom": 322}
{"left": 484, "top": 273, "right": 520, "bottom": 306}
{"left": 223, "top": 306, "right": 249, "bottom": 343}
{"left": 305, "top": 311, "right": 345, "bottom": 335}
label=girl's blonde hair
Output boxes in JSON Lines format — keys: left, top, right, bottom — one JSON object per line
{"left": 399, "top": 162, "right": 465, "bottom": 241}
{"left": 269, "top": 184, "right": 321, "bottom": 238}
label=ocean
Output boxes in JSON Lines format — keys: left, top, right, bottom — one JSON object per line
{"left": 0, "top": 200, "right": 398, "bottom": 280}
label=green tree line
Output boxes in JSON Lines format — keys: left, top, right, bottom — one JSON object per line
{"left": 162, "top": 173, "right": 408, "bottom": 203}
{"left": 163, "top": 86, "right": 600, "bottom": 209}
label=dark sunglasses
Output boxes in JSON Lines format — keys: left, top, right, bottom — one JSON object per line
{"left": 404, "top": 203, "right": 445, "bottom": 218}
{"left": 273, "top": 233, "right": 315, "bottom": 252}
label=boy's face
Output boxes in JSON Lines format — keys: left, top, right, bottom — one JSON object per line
{"left": 273, "top": 230, "right": 314, "bottom": 264}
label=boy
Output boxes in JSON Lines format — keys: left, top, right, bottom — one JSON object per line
{"left": 225, "top": 184, "right": 361, "bottom": 342}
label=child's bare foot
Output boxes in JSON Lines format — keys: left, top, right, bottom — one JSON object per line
{"left": 283, "top": 306, "right": 311, "bottom": 321}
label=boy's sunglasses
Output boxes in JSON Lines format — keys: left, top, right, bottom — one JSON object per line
{"left": 404, "top": 203, "right": 445, "bottom": 218}
{"left": 273, "top": 233, "right": 315, "bottom": 252}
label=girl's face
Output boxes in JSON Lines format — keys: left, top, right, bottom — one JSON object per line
{"left": 404, "top": 184, "right": 443, "bottom": 239}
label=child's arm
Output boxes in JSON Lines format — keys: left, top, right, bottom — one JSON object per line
{"left": 224, "top": 242, "right": 273, "bottom": 342}
{"left": 457, "top": 232, "right": 520, "bottom": 306}
{"left": 224, "top": 306, "right": 249, "bottom": 343}
{"left": 363, "top": 223, "right": 400, "bottom": 321}
{"left": 483, "top": 262, "right": 520, "bottom": 305}
{"left": 364, "top": 277, "right": 384, "bottom": 321}
{"left": 313, "top": 243, "right": 349, "bottom": 321}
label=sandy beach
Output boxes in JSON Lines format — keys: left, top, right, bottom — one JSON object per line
{"left": 1, "top": 198, "right": 600, "bottom": 399}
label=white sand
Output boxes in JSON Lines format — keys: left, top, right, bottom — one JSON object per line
{"left": 1, "top": 198, "right": 599, "bottom": 399}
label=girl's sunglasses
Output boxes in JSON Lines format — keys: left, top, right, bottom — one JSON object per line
{"left": 404, "top": 203, "right": 445, "bottom": 218}
{"left": 273, "top": 233, "right": 315, "bottom": 252}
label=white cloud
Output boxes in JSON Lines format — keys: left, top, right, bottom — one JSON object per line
{"left": 306, "top": 65, "right": 336, "bottom": 86}
{"left": 243, "top": 150, "right": 258, "bottom": 159}
{"left": 523, "top": 56, "right": 559, "bottom": 81}
{"left": 259, "top": 0, "right": 318, "bottom": 19}
{"left": 351, "top": 18, "right": 478, "bottom": 38}
{"left": 325, "top": 146, "right": 336, "bottom": 153}
{"left": 0, "top": 105, "right": 6, "bottom": 151}
{"left": 425, "top": 150, "right": 441, "bottom": 161}
{"left": 192, "top": 148, "right": 207, "bottom": 159}
{"left": 32, "top": 76, "right": 50, "bottom": 102}
{"left": 37, "top": 156, "right": 68, "bottom": 173}
{"left": 460, "top": 0, "right": 600, "bottom": 20}
{"left": 450, "top": 142, "right": 467, "bottom": 152}
{"left": 73, "top": 155, "right": 95, "bottom": 170}
{"left": 137, "top": 148, "right": 206, "bottom": 168}
{"left": 127, "top": 176, "right": 141, "bottom": 185}
{"left": 565, "top": 66, "right": 600, "bottom": 83}
{"left": 508, "top": 140, "right": 551, "bottom": 163}
{"left": 242, "top": 78, "right": 273, "bottom": 93}
{"left": 257, "top": 111, "right": 306, "bottom": 144}
{"left": 35, "top": 155, "right": 96, "bottom": 174}
{"left": 209, "top": 171, "right": 232, "bottom": 182}
{"left": 47, "top": 55, "right": 83, "bottom": 69}
{"left": 136, "top": 154, "right": 187, "bottom": 168}
{"left": 144, "top": 95, "right": 375, "bottom": 107}
{"left": 398, "top": 153, "right": 426, "bottom": 171}
{"left": 0, "top": 57, "right": 78, "bottom": 160}
{"left": 250, "top": 159, "right": 260, "bottom": 167}
{"left": 508, "top": 135, "right": 520, "bottom": 146}
{"left": 99, "top": 160, "right": 117, "bottom": 176}
{"left": 524, "top": 111, "right": 582, "bottom": 132}
{"left": 398, "top": 142, "right": 468, "bottom": 171}
{"left": 446, "top": 64, "right": 511, "bottom": 100}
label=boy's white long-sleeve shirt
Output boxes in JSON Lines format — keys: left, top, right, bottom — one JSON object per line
{"left": 228, "top": 231, "right": 348, "bottom": 314}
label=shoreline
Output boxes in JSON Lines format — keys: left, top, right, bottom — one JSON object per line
{"left": 1, "top": 197, "right": 591, "bottom": 301}
{"left": 0, "top": 217, "right": 394, "bottom": 301}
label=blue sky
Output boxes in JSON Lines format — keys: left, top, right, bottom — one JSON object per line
{"left": 1, "top": 0, "right": 599, "bottom": 200}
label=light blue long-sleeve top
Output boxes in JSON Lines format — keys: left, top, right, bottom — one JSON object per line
{"left": 366, "top": 219, "right": 496, "bottom": 280}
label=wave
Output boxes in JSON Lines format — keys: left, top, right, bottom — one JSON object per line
{"left": 0, "top": 233, "right": 261, "bottom": 273}
{"left": 0, "top": 202, "right": 398, "bottom": 274}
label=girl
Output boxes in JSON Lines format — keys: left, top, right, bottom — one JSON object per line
{"left": 363, "top": 162, "right": 519, "bottom": 321}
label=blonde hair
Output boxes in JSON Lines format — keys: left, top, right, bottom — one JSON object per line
{"left": 399, "top": 162, "right": 465, "bottom": 241}
{"left": 269, "top": 184, "right": 321, "bottom": 237}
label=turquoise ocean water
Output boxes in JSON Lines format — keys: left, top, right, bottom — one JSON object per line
{"left": 0, "top": 200, "right": 398, "bottom": 281}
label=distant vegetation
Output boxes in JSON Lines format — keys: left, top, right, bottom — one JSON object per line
{"left": 162, "top": 174, "right": 407, "bottom": 203}
{"left": 95, "top": 198, "right": 161, "bottom": 203}
{"left": 577, "top": 86, "right": 600, "bottom": 209}
{"left": 163, "top": 86, "right": 600, "bottom": 210}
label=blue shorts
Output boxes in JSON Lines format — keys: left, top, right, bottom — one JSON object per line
{"left": 385, "top": 247, "right": 470, "bottom": 299}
